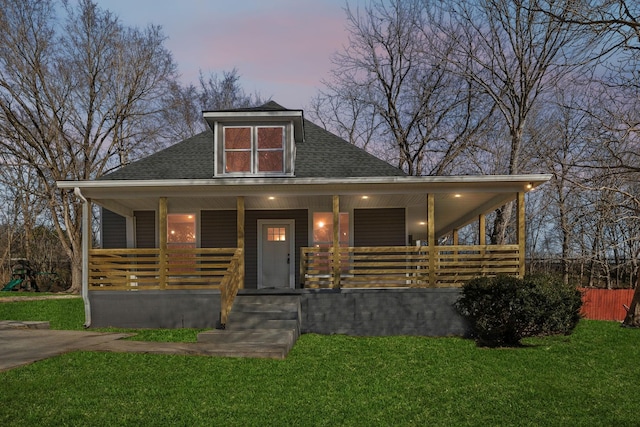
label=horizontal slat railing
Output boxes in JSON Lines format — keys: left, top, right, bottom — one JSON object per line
{"left": 301, "top": 245, "right": 521, "bottom": 288}
{"left": 301, "top": 246, "right": 430, "bottom": 288}
{"left": 434, "top": 245, "right": 520, "bottom": 287}
{"left": 89, "top": 248, "right": 239, "bottom": 290}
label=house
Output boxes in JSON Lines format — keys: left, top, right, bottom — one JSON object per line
{"left": 57, "top": 101, "right": 550, "bottom": 336}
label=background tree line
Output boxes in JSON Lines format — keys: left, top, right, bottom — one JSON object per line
{"left": 0, "top": 0, "right": 638, "bottom": 322}
{"left": 310, "top": 0, "right": 639, "bottom": 289}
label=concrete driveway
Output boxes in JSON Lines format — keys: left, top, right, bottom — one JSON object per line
{"left": 0, "top": 321, "right": 131, "bottom": 372}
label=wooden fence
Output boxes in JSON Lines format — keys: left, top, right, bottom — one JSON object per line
{"left": 580, "top": 288, "right": 634, "bottom": 321}
{"left": 300, "top": 245, "right": 521, "bottom": 288}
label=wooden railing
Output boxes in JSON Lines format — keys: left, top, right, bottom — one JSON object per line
{"left": 434, "top": 245, "right": 520, "bottom": 286}
{"left": 89, "top": 247, "right": 241, "bottom": 290}
{"left": 300, "top": 245, "right": 521, "bottom": 288}
{"left": 219, "top": 249, "right": 243, "bottom": 327}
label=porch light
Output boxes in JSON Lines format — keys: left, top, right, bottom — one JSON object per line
{"left": 454, "top": 194, "right": 461, "bottom": 198}
{"left": 526, "top": 183, "right": 533, "bottom": 190}
{"left": 419, "top": 221, "right": 426, "bottom": 225}
{"left": 268, "top": 196, "right": 275, "bottom": 200}
{"left": 361, "top": 195, "right": 369, "bottom": 199}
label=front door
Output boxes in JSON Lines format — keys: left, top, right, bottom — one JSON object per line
{"left": 258, "top": 220, "right": 294, "bottom": 289}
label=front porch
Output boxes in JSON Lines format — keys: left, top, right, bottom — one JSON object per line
{"left": 61, "top": 174, "right": 549, "bottom": 331}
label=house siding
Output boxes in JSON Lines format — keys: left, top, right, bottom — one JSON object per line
{"left": 201, "top": 210, "right": 237, "bottom": 248}
{"left": 134, "top": 210, "right": 156, "bottom": 248}
{"left": 245, "top": 210, "right": 308, "bottom": 289}
{"left": 101, "top": 208, "right": 127, "bottom": 249}
{"left": 354, "top": 208, "right": 406, "bottom": 246}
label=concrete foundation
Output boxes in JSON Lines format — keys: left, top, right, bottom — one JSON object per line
{"left": 89, "top": 288, "right": 468, "bottom": 336}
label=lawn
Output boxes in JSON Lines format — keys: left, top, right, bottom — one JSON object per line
{"left": 1, "top": 298, "right": 639, "bottom": 426}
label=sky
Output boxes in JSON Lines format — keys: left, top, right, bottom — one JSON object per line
{"left": 95, "top": 0, "right": 365, "bottom": 109}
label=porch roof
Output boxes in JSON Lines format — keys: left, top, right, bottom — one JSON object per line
{"left": 58, "top": 174, "right": 551, "bottom": 238}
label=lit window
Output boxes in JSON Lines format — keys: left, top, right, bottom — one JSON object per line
{"left": 267, "top": 227, "right": 287, "bottom": 242}
{"left": 224, "top": 126, "right": 284, "bottom": 174}
{"left": 313, "top": 212, "right": 349, "bottom": 247}
{"left": 167, "top": 214, "right": 196, "bottom": 248}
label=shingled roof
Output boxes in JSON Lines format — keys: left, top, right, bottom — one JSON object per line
{"left": 101, "top": 102, "right": 405, "bottom": 180}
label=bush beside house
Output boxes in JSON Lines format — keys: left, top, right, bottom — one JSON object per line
{"left": 455, "top": 275, "right": 582, "bottom": 347}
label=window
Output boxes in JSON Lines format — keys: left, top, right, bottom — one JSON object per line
{"left": 313, "top": 212, "right": 349, "bottom": 247}
{"left": 167, "top": 214, "right": 196, "bottom": 249}
{"left": 224, "top": 126, "right": 284, "bottom": 174}
{"left": 267, "top": 227, "right": 287, "bottom": 242}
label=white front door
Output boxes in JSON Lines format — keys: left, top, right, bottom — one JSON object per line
{"left": 258, "top": 220, "right": 295, "bottom": 289}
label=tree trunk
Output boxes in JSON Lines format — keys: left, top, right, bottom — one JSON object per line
{"left": 622, "top": 286, "right": 640, "bottom": 327}
{"left": 68, "top": 251, "right": 82, "bottom": 294}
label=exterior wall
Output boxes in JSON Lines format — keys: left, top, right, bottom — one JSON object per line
{"left": 353, "top": 208, "right": 406, "bottom": 246}
{"left": 89, "top": 290, "right": 221, "bottom": 328}
{"left": 245, "top": 209, "right": 308, "bottom": 289}
{"left": 134, "top": 210, "right": 156, "bottom": 248}
{"left": 300, "top": 288, "right": 468, "bottom": 336}
{"left": 101, "top": 208, "right": 127, "bottom": 249}
{"left": 201, "top": 210, "right": 237, "bottom": 248}
{"left": 89, "top": 288, "right": 468, "bottom": 336}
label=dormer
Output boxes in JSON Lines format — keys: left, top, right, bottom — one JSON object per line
{"left": 203, "top": 101, "right": 304, "bottom": 177}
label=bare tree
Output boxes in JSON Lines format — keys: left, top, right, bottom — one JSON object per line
{"left": 311, "top": 0, "right": 490, "bottom": 176}
{"left": 162, "top": 68, "right": 267, "bottom": 141}
{"left": 434, "top": 0, "right": 592, "bottom": 243}
{"left": 0, "top": 0, "right": 178, "bottom": 292}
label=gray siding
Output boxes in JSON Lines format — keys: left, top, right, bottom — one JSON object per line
{"left": 101, "top": 208, "right": 126, "bottom": 249}
{"left": 245, "top": 210, "right": 308, "bottom": 289}
{"left": 134, "top": 211, "right": 156, "bottom": 248}
{"left": 201, "top": 210, "right": 237, "bottom": 248}
{"left": 354, "top": 208, "right": 406, "bottom": 246}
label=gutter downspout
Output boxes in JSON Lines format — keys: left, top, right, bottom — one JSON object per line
{"left": 74, "top": 187, "right": 91, "bottom": 328}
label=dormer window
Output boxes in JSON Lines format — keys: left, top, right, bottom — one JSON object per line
{"left": 224, "top": 126, "right": 284, "bottom": 173}
{"left": 204, "top": 102, "right": 304, "bottom": 177}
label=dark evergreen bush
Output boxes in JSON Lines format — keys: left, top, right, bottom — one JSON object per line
{"left": 455, "top": 274, "right": 582, "bottom": 347}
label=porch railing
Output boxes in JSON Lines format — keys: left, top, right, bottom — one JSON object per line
{"left": 88, "top": 247, "right": 241, "bottom": 290}
{"left": 300, "top": 245, "right": 521, "bottom": 288}
{"left": 219, "top": 249, "right": 243, "bottom": 327}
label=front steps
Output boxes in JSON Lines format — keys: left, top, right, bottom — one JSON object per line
{"left": 197, "top": 295, "right": 301, "bottom": 359}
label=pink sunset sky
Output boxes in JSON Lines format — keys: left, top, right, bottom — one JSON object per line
{"left": 95, "top": 0, "right": 366, "bottom": 109}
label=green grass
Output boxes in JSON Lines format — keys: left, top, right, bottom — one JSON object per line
{"left": 1, "top": 300, "right": 639, "bottom": 425}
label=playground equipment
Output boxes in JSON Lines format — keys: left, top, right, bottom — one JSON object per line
{"left": 1, "top": 259, "right": 39, "bottom": 292}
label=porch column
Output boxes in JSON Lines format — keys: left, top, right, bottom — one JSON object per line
{"left": 427, "top": 194, "right": 436, "bottom": 287}
{"left": 237, "top": 196, "right": 245, "bottom": 289}
{"left": 479, "top": 214, "right": 486, "bottom": 275}
{"left": 517, "top": 191, "right": 526, "bottom": 277}
{"left": 452, "top": 228, "right": 459, "bottom": 265}
{"left": 332, "top": 195, "right": 341, "bottom": 289}
{"left": 159, "top": 197, "right": 167, "bottom": 289}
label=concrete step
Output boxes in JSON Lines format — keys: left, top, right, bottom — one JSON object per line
{"left": 226, "top": 318, "right": 299, "bottom": 331}
{"left": 197, "top": 329, "right": 298, "bottom": 355}
{"left": 197, "top": 294, "right": 302, "bottom": 358}
{"left": 232, "top": 301, "right": 300, "bottom": 313}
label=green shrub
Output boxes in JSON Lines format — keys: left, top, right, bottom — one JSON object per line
{"left": 455, "top": 274, "right": 582, "bottom": 347}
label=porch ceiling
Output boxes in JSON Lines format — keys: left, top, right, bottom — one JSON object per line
{"left": 59, "top": 174, "right": 551, "bottom": 238}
